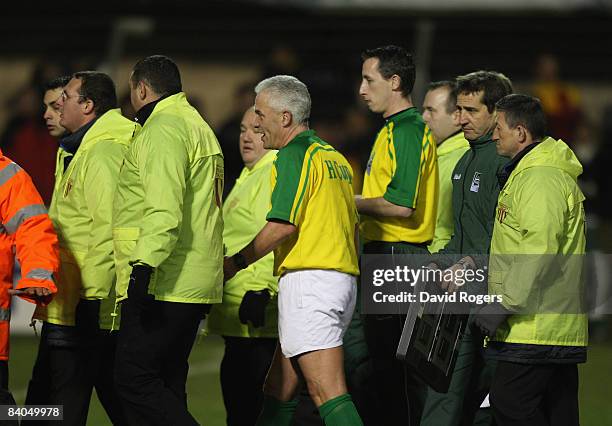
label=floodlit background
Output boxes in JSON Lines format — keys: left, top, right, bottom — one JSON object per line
{"left": 2, "top": 0, "right": 612, "bottom": 424}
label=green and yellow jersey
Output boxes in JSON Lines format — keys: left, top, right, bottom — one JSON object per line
{"left": 267, "top": 130, "right": 359, "bottom": 277}
{"left": 361, "top": 108, "right": 438, "bottom": 244}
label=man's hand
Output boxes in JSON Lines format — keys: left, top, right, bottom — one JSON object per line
{"left": 239, "top": 290, "right": 271, "bottom": 328}
{"left": 9, "top": 287, "right": 53, "bottom": 305}
{"left": 223, "top": 256, "right": 239, "bottom": 283}
{"left": 355, "top": 196, "right": 413, "bottom": 218}
{"left": 440, "top": 256, "right": 476, "bottom": 293}
{"left": 127, "top": 264, "right": 153, "bottom": 305}
{"left": 226, "top": 221, "right": 296, "bottom": 285}
{"left": 9, "top": 287, "right": 50, "bottom": 298}
{"left": 473, "top": 302, "right": 511, "bottom": 337}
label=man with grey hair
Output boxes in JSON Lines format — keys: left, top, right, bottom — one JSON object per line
{"left": 224, "top": 75, "right": 363, "bottom": 426}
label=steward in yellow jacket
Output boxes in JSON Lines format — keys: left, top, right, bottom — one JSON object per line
{"left": 421, "top": 81, "right": 470, "bottom": 254}
{"left": 29, "top": 72, "right": 133, "bottom": 425}
{"left": 205, "top": 148, "right": 278, "bottom": 338}
{"left": 206, "top": 108, "right": 279, "bottom": 425}
{"left": 475, "top": 95, "right": 587, "bottom": 426}
{"left": 112, "top": 55, "right": 223, "bottom": 426}
{"left": 33, "top": 107, "right": 134, "bottom": 330}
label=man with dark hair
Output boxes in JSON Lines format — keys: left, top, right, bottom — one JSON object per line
{"left": 422, "top": 80, "right": 469, "bottom": 253}
{"left": 130, "top": 54, "right": 182, "bottom": 97}
{"left": 357, "top": 45, "right": 438, "bottom": 425}
{"left": 422, "top": 70, "right": 513, "bottom": 426}
{"left": 43, "top": 76, "right": 71, "bottom": 138}
{"left": 113, "top": 55, "right": 224, "bottom": 425}
{"left": 23, "top": 75, "right": 69, "bottom": 417}
{"left": 476, "top": 94, "right": 587, "bottom": 426}
{"left": 2, "top": 77, "right": 70, "bottom": 206}
{"left": 361, "top": 45, "right": 416, "bottom": 98}
{"left": 493, "top": 94, "right": 547, "bottom": 143}
{"left": 35, "top": 70, "right": 135, "bottom": 425}
{"left": 69, "top": 71, "right": 118, "bottom": 117}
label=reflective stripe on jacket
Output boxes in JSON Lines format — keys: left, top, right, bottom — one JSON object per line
{"left": 0, "top": 149, "right": 59, "bottom": 359}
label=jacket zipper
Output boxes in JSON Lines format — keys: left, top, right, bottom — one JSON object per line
{"left": 458, "top": 149, "right": 476, "bottom": 253}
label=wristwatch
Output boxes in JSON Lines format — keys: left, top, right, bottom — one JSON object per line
{"left": 232, "top": 252, "right": 248, "bottom": 270}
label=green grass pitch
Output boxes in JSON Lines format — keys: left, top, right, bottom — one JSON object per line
{"left": 7, "top": 335, "right": 612, "bottom": 425}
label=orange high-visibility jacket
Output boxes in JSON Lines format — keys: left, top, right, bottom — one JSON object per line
{"left": 0, "top": 149, "right": 59, "bottom": 360}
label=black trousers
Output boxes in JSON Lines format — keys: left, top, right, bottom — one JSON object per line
{"left": 0, "top": 360, "right": 8, "bottom": 390}
{"left": 24, "top": 322, "right": 126, "bottom": 426}
{"left": 361, "top": 241, "right": 429, "bottom": 426}
{"left": 490, "top": 361, "right": 580, "bottom": 426}
{"left": 220, "top": 336, "right": 276, "bottom": 426}
{"left": 0, "top": 364, "right": 17, "bottom": 426}
{"left": 114, "top": 299, "right": 209, "bottom": 426}
{"left": 220, "top": 336, "right": 323, "bottom": 426}
{"left": 363, "top": 313, "right": 426, "bottom": 426}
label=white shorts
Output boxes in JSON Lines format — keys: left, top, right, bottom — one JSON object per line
{"left": 278, "top": 269, "right": 357, "bottom": 358}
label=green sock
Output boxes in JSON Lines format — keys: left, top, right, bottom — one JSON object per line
{"left": 255, "top": 395, "right": 298, "bottom": 426}
{"left": 319, "top": 393, "right": 364, "bottom": 426}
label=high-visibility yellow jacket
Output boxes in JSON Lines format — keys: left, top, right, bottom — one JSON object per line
{"left": 0, "top": 150, "right": 59, "bottom": 360}
{"left": 113, "top": 93, "right": 224, "bottom": 304}
{"left": 489, "top": 137, "right": 588, "bottom": 347}
{"left": 206, "top": 151, "right": 278, "bottom": 337}
{"left": 428, "top": 132, "right": 469, "bottom": 253}
{"left": 33, "top": 109, "right": 136, "bottom": 329}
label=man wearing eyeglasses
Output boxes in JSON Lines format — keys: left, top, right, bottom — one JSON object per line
{"left": 40, "top": 71, "right": 135, "bottom": 425}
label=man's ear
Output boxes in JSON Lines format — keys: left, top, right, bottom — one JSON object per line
{"left": 281, "top": 110, "right": 293, "bottom": 127}
{"left": 517, "top": 125, "right": 529, "bottom": 144}
{"left": 390, "top": 74, "right": 401, "bottom": 91}
{"left": 82, "top": 98, "right": 95, "bottom": 116}
{"left": 451, "top": 108, "right": 461, "bottom": 126}
{"left": 138, "top": 81, "right": 148, "bottom": 101}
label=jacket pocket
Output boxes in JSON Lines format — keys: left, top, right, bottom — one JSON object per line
{"left": 113, "top": 228, "right": 140, "bottom": 299}
{"left": 487, "top": 269, "right": 505, "bottom": 296}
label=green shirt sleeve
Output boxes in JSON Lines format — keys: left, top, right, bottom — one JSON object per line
{"left": 266, "top": 141, "right": 308, "bottom": 225}
{"left": 383, "top": 123, "right": 428, "bottom": 208}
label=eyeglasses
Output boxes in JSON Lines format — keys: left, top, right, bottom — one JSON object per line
{"left": 61, "top": 90, "right": 87, "bottom": 103}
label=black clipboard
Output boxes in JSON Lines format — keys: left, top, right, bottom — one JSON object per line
{"left": 396, "top": 274, "right": 469, "bottom": 393}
